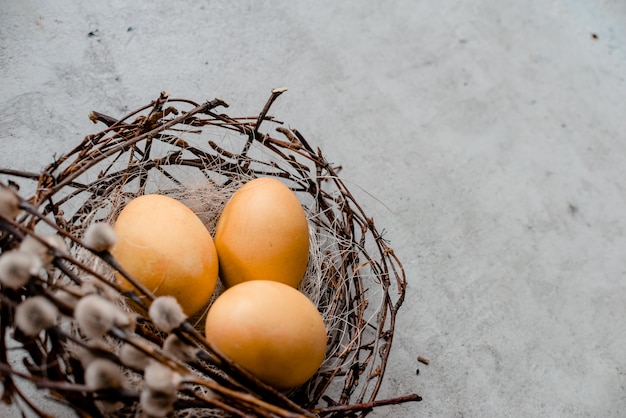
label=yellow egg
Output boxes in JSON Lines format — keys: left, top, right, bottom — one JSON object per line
{"left": 204, "top": 280, "right": 327, "bottom": 389}
{"left": 111, "top": 194, "right": 218, "bottom": 316}
{"left": 214, "top": 177, "right": 309, "bottom": 288}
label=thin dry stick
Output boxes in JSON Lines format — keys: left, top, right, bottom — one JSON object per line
{"left": 314, "top": 393, "right": 422, "bottom": 415}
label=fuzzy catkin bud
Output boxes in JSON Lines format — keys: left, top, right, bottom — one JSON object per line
{"left": 163, "top": 334, "right": 197, "bottom": 363}
{"left": 72, "top": 339, "right": 111, "bottom": 368}
{"left": 52, "top": 286, "right": 81, "bottom": 309}
{"left": 19, "top": 234, "right": 67, "bottom": 266}
{"left": 79, "top": 279, "right": 114, "bottom": 300}
{"left": 114, "top": 310, "right": 136, "bottom": 333}
{"left": 74, "top": 294, "right": 125, "bottom": 338}
{"left": 97, "top": 399, "right": 124, "bottom": 414}
{"left": 84, "top": 359, "right": 124, "bottom": 390}
{"left": 14, "top": 296, "right": 59, "bottom": 336}
{"left": 144, "top": 361, "right": 182, "bottom": 394}
{"left": 148, "top": 296, "right": 187, "bottom": 333}
{"left": 0, "top": 187, "right": 20, "bottom": 219}
{"left": 119, "top": 340, "right": 151, "bottom": 370}
{"left": 83, "top": 222, "right": 118, "bottom": 252}
{"left": 140, "top": 388, "right": 177, "bottom": 418}
{"left": 0, "top": 250, "right": 42, "bottom": 289}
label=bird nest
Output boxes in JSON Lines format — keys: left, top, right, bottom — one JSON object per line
{"left": 0, "top": 89, "right": 420, "bottom": 417}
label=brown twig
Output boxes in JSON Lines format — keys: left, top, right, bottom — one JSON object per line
{"left": 315, "top": 393, "right": 422, "bottom": 415}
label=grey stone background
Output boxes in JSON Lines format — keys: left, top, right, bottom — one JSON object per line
{"left": 1, "top": 1, "right": 625, "bottom": 417}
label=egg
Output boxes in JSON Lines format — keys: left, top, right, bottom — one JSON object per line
{"left": 204, "top": 280, "right": 327, "bottom": 389}
{"left": 111, "top": 194, "right": 218, "bottom": 316}
{"left": 214, "top": 177, "right": 309, "bottom": 288}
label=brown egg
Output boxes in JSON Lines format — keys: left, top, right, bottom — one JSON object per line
{"left": 112, "top": 194, "right": 218, "bottom": 316}
{"left": 204, "top": 280, "right": 327, "bottom": 389}
{"left": 214, "top": 177, "right": 309, "bottom": 288}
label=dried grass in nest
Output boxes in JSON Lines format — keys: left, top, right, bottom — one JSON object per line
{"left": 0, "top": 89, "right": 421, "bottom": 417}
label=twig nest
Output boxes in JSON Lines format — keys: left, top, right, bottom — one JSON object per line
{"left": 19, "top": 234, "right": 67, "bottom": 266}
{"left": 148, "top": 296, "right": 187, "bottom": 333}
{"left": 0, "top": 92, "right": 412, "bottom": 416}
{"left": 14, "top": 295, "right": 59, "bottom": 336}
{"left": 0, "top": 250, "right": 42, "bottom": 289}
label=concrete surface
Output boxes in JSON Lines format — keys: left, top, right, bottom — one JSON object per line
{"left": 1, "top": 0, "right": 626, "bottom": 416}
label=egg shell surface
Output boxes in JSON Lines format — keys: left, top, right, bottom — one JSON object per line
{"left": 214, "top": 177, "right": 310, "bottom": 288}
{"left": 204, "top": 280, "right": 327, "bottom": 389}
{"left": 112, "top": 194, "right": 218, "bottom": 316}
